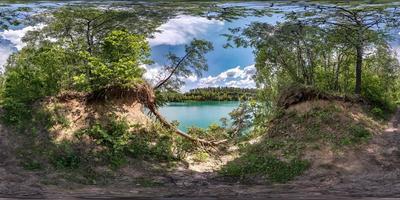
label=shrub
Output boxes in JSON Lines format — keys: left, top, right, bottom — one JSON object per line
{"left": 370, "top": 107, "right": 385, "bottom": 119}
{"left": 50, "top": 142, "right": 82, "bottom": 170}
{"left": 77, "top": 117, "right": 180, "bottom": 167}
{"left": 1, "top": 44, "right": 68, "bottom": 127}
{"left": 73, "top": 30, "right": 151, "bottom": 91}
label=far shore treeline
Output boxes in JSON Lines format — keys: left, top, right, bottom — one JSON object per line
{"left": 160, "top": 87, "right": 257, "bottom": 102}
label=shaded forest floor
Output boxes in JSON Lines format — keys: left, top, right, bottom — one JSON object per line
{"left": 2, "top": 108, "right": 400, "bottom": 199}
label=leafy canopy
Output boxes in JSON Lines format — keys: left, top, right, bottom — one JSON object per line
{"left": 74, "top": 30, "right": 151, "bottom": 91}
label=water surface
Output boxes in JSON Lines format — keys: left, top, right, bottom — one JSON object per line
{"left": 159, "top": 101, "right": 239, "bottom": 131}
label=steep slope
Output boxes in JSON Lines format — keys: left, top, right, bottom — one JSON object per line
{"left": 222, "top": 99, "right": 396, "bottom": 184}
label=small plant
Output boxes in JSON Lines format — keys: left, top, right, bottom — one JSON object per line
{"left": 338, "top": 124, "right": 371, "bottom": 146}
{"left": 370, "top": 107, "right": 385, "bottom": 120}
{"left": 51, "top": 146, "right": 81, "bottom": 170}
{"left": 221, "top": 154, "right": 309, "bottom": 183}
{"left": 192, "top": 151, "right": 209, "bottom": 162}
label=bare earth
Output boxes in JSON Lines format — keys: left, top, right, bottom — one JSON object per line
{"left": 2, "top": 110, "right": 400, "bottom": 199}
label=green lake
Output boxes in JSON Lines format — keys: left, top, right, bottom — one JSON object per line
{"left": 159, "top": 101, "right": 239, "bottom": 131}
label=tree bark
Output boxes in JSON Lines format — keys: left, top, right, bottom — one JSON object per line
{"left": 354, "top": 45, "right": 363, "bottom": 95}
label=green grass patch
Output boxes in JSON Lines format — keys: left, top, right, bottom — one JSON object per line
{"left": 221, "top": 104, "right": 374, "bottom": 183}
{"left": 221, "top": 155, "right": 309, "bottom": 183}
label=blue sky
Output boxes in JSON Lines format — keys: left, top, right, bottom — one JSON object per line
{"left": 0, "top": 2, "right": 399, "bottom": 91}
{"left": 146, "top": 13, "right": 285, "bottom": 91}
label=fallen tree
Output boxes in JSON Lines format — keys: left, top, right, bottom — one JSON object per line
{"left": 88, "top": 83, "right": 227, "bottom": 146}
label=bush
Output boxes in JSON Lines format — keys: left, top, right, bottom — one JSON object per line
{"left": 50, "top": 142, "right": 83, "bottom": 170}
{"left": 77, "top": 117, "right": 181, "bottom": 167}
{"left": 1, "top": 44, "right": 68, "bottom": 126}
{"left": 370, "top": 107, "right": 385, "bottom": 119}
{"left": 73, "top": 30, "right": 151, "bottom": 91}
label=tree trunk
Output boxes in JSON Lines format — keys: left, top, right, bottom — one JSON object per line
{"left": 334, "top": 53, "right": 343, "bottom": 92}
{"left": 139, "top": 83, "right": 226, "bottom": 146}
{"left": 354, "top": 45, "right": 363, "bottom": 95}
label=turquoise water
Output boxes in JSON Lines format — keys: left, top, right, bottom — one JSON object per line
{"left": 159, "top": 101, "right": 239, "bottom": 131}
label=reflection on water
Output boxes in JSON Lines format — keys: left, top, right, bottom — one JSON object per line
{"left": 159, "top": 101, "right": 239, "bottom": 131}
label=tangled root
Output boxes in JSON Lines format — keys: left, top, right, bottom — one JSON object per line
{"left": 277, "top": 85, "right": 366, "bottom": 109}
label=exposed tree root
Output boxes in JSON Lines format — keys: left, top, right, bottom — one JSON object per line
{"left": 277, "top": 84, "right": 366, "bottom": 109}
{"left": 148, "top": 105, "right": 228, "bottom": 146}
{"left": 87, "top": 83, "right": 227, "bottom": 146}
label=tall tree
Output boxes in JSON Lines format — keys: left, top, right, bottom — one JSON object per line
{"left": 314, "top": 6, "right": 390, "bottom": 95}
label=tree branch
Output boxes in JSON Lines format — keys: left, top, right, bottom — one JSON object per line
{"left": 153, "top": 50, "right": 192, "bottom": 90}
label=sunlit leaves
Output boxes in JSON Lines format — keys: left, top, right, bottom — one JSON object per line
{"left": 76, "top": 30, "right": 151, "bottom": 91}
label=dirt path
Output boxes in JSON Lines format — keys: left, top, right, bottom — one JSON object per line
{"left": 2, "top": 110, "right": 400, "bottom": 199}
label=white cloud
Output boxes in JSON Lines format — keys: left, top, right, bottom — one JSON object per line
{"left": 394, "top": 46, "right": 400, "bottom": 61}
{"left": 142, "top": 63, "right": 199, "bottom": 87}
{"left": 0, "top": 47, "right": 12, "bottom": 72}
{"left": 0, "top": 24, "right": 44, "bottom": 70}
{"left": 198, "top": 65, "right": 256, "bottom": 88}
{"left": 140, "top": 63, "right": 257, "bottom": 91}
{"left": 1, "top": 24, "right": 44, "bottom": 50}
{"left": 185, "top": 74, "right": 198, "bottom": 82}
{"left": 141, "top": 64, "right": 161, "bottom": 82}
{"left": 148, "top": 15, "right": 224, "bottom": 46}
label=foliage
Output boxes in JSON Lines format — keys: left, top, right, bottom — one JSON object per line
{"left": 221, "top": 155, "right": 309, "bottom": 183}
{"left": 1, "top": 43, "right": 69, "bottom": 126}
{"left": 76, "top": 117, "right": 201, "bottom": 168}
{"left": 192, "top": 151, "right": 210, "bottom": 162}
{"left": 154, "top": 39, "right": 213, "bottom": 91}
{"left": 224, "top": 7, "right": 400, "bottom": 123}
{"left": 78, "top": 118, "right": 169, "bottom": 166}
{"left": 221, "top": 103, "right": 375, "bottom": 183}
{"left": 187, "top": 124, "right": 229, "bottom": 142}
{"left": 27, "top": 6, "right": 169, "bottom": 47}
{"left": 50, "top": 142, "right": 82, "bottom": 170}
{"left": 74, "top": 30, "right": 151, "bottom": 91}
{"left": 161, "top": 87, "right": 257, "bottom": 102}
{"left": 229, "top": 101, "right": 257, "bottom": 138}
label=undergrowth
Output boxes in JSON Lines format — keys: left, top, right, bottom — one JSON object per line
{"left": 221, "top": 103, "right": 377, "bottom": 183}
{"left": 13, "top": 112, "right": 201, "bottom": 184}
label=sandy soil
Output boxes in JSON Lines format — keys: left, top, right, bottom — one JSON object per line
{"left": 2, "top": 109, "right": 400, "bottom": 199}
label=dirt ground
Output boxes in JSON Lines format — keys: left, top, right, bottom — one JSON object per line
{"left": 2, "top": 109, "right": 400, "bottom": 199}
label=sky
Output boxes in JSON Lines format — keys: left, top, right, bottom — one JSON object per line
{"left": 145, "top": 13, "right": 284, "bottom": 91}
{"left": 0, "top": 2, "right": 399, "bottom": 91}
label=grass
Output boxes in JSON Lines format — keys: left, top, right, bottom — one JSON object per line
{"left": 221, "top": 102, "right": 377, "bottom": 183}
{"left": 192, "top": 151, "right": 210, "bottom": 162}
{"left": 221, "top": 154, "right": 309, "bottom": 183}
